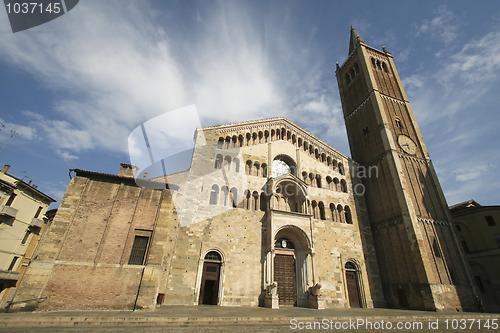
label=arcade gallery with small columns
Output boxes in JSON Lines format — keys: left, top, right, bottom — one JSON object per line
{"left": 10, "top": 28, "right": 476, "bottom": 312}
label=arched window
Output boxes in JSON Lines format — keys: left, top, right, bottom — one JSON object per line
{"left": 231, "top": 135, "right": 237, "bottom": 148}
{"left": 258, "top": 131, "right": 263, "bottom": 143}
{"left": 332, "top": 159, "right": 337, "bottom": 169}
{"left": 286, "top": 130, "right": 291, "bottom": 141}
{"left": 209, "top": 185, "right": 219, "bottom": 205}
{"left": 245, "top": 160, "right": 252, "bottom": 175}
{"left": 329, "top": 203, "right": 336, "bottom": 221}
{"left": 223, "top": 155, "right": 231, "bottom": 171}
{"left": 272, "top": 155, "right": 297, "bottom": 177}
{"left": 319, "top": 201, "right": 326, "bottom": 220}
{"left": 302, "top": 171, "right": 308, "bottom": 183}
{"left": 371, "top": 57, "right": 376, "bottom": 68}
{"left": 225, "top": 136, "right": 231, "bottom": 149}
{"left": 260, "top": 192, "right": 267, "bottom": 211}
{"left": 238, "top": 134, "right": 244, "bottom": 147}
{"left": 271, "top": 129, "right": 275, "bottom": 141}
{"left": 217, "top": 138, "right": 224, "bottom": 149}
{"left": 340, "top": 179, "right": 348, "bottom": 193}
{"left": 326, "top": 176, "right": 333, "bottom": 190}
{"left": 338, "top": 163, "right": 345, "bottom": 175}
{"left": 233, "top": 158, "right": 240, "bottom": 173}
{"left": 345, "top": 206, "right": 353, "bottom": 224}
{"left": 252, "top": 191, "right": 259, "bottom": 211}
{"left": 214, "top": 154, "right": 223, "bottom": 169}
{"left": 246, "top": 133, "right": 251, "bottom": 146}
{"left": 220, "top": 186, "right": 229, "bottom": 206}
{"left": 264, "top": 130, "right": 269, "bottom": 143}
{"left": 292, "top": 134, "right": 296, "bottom": 145}
{"left": 252, "top": 132, "right": 257, "bottom": 145}
{"left": 333, "top": 178, "right": 340, "bottom": 191}
{"left": 382, "top": 62, "right": 389, "bottom": 73}
{"left": 311, "top": 201, "right": 318, "bottom": 219}
{"left": 316, "top": 174, "right": 322, "bottom": 188}
{"left": 262, "top": 163, "right": 268, "bottom": 178}
{"left": 254, "top": 162, "right": 260, "bottom": 177}
{"left": 395, "top": 118, "right": 402, "bottom": 129}
{"left": 337, "top": 205, "right": 344, "bottom": 223}
{"left": 230, "top": 188, "right": 238, "bottom": 208}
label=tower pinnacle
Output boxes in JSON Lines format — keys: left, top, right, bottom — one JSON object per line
{"left": 348, "top": 26, "right": 366, "bottom": 56}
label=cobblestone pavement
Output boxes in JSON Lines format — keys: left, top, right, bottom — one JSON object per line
{"left": 0, "top": 305, "right": 499, "bottom": 332}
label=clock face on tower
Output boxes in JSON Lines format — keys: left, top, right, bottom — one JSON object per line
{"left": 397, "top": 135, "right": 417, "bottom": 155}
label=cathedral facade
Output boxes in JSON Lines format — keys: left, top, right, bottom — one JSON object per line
{"left": 10, "top": 28, "right": 474, "bottom": 312}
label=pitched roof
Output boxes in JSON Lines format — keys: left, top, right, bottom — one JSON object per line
{"left": 449, "top": 199, "right": 481, "bottom": 212}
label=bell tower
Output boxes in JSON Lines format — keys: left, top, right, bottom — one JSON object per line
{"left": 336, "top": 27, "right": 473, "bottom": 310}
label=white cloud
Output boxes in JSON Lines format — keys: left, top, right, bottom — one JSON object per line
{"left": 415, "top": 5, "right": 460, "bottom": 44}
{"left": 0, "top": 1, "right": 187, "bottom": 155}
{"left": 443, "top": 30, "right": 500, "bottom": 85}
{"left": 56, "top": 149, "right": 79, "bottom": 162}
{"left": 454, "top": 163, "right": 492, "bottom": 182}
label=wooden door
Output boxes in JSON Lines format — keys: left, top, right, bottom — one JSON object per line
{"left": 199, "top": 262, "right": 220, "bottom": 305}
{"left": 274, "top": 254, "right": 296, "bottom": 306}
{"left": 346, "top": 270, "right": 361, "bottom": 308}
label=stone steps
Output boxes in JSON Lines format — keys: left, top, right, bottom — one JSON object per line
{"left": 0, "top": 306, "right": 498, "bottom": 330}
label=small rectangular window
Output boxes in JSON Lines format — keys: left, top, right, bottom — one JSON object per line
{"left": 8, "top": 256, "right": 19, "bottom": 271}
{"left": 128, "top": 231, "right": 152, "bottom": 265}
{"left": 362, "top": 126, "right": 369, "bottom": 136}
{"left": 34, "top": 206, "right": 43, "bottom": 218}
{"left": 21, "top": 230, "right": 31, "bottom": 245}
{"left": 5, "top": 193, "right": 16, "bottom": 207}
{"left": 485, "top": 216, "right": 496, "bottom": 226}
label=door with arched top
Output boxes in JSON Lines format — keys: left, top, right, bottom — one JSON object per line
{"left": 274, "top": 238, "right": 297, "bottom": 306}
{"left": 199, "top": 251, "right": 222, "bottom": 305}
{"left": 345, "top": 262, "right": 361, "bottom": 308}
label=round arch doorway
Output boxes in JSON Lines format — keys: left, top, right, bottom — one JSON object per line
{"left": 198, "top": 251, "right": 222, "bottom": 305}
{"left": 274, "top": 238, "right": 296, "bottom": 306}
{"left": 272, "top": 226, "right": 312, "bottom": 307}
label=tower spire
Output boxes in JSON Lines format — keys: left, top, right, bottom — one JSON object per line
{"left": 348, "top": 26, "right": 366, "bottom": 56}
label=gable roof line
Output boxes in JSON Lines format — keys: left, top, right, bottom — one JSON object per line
{"left": 198, "top": 117, "right": 353, "bottom": 164}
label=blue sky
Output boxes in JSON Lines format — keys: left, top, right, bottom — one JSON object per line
{"left": 0, "top": 0, "right": 499, "bottom": 208}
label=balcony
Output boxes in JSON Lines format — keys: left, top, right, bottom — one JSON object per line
{"left": 0, "top": 205, "right": 18, "bottom": 219}
{"left": 29, "top": 218, "right": 44, "bottom": 229}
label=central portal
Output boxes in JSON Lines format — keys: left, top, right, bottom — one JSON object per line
{"left": 274, "top": 253, "right": 297, "bottom": 306}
